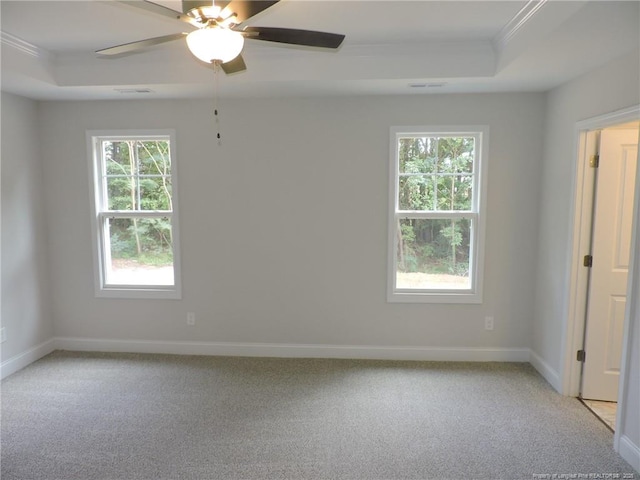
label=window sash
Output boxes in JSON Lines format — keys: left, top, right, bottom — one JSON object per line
{"left": 98, "top": 213, "right": 176, "bottom": 289}
{"left": 394, "top": 134, "right": 481, "bottom": 213}
{"left": 395, "top": 211, "right": 476, "bottom": 219}
{"left": 99, "top": 211, "right": 172, "bottom": 218}
{"left": 392, "top": 214, "right": 478, "bottom": 294}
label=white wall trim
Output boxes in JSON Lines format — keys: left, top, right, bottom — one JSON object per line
{"left": 387, "top": 125, "right": 489, "bottom": 305}
{"left": 562, "top": 129, "right": 598, "bottom": 397}
{"left": 529, "top": 349, "right": 562, "bottom": 392}
{"left": 54, "top": 337, "right": 531, "bottom": 362}
{"left": 0, "top": 338, "right": 57, "bottom": 380}
{"left": 613, "top": 115, "right": 640, "bottom": 470}
{"left": 575, "top": 105, "right": 640, "bottom": 132}
{"left": 617, "top": 434, "right": 640, "bottom": 473}
{"left": 2, "top": 337, "right": 534, "bottom": 379}
{"left": 86, "top": 129, "right": 182, "bottom": 300}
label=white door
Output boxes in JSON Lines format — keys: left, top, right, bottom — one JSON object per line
{"left": 581, "top": 127, "right": 638, "bottom": 401}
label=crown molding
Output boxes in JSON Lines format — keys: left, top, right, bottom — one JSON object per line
{"left": 493, "top": 0, "right": 548, "bottom": 52}
{"left": 1, "top": 31, "right": 45, "bottom": 58}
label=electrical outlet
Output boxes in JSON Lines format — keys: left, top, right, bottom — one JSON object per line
{"left": 484, "top": 316, "right": 494, "bottom": 331}
{"left": 0, "top": 327, "right": 6, "bottom": 343}
{"left": 186, "top": 312, "right": 196, "bottom": 326}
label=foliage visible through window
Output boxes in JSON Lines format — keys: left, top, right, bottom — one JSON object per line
{"left": 390, "top": 128, "right": 486, "bottom": 302}
{"left": 91, "top": 133, "right": 180, "bottom": 295}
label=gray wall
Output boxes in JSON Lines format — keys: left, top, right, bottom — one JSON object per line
{"left": 38, "top": 93, "right": 544, "bottom": 353}
{"left": 533, "top": 49, "right": 640, "bottom": 378}
{"left": 532, "top": 49, "right": 640, "bottom": 469}
{"left": 1, "top": 92, "right": 53, "bottom": 364}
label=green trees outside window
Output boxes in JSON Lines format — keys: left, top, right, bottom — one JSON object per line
{"left": 97, "top": 138, "right": 175, "bottom": 286}
{"left": 395, "top": 135, "right": 476, "bottom": 290}
{"left": 104, "top": 140, "right": 173, "bottom": 267}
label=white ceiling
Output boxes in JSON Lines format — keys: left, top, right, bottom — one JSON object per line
{"left": 1, "top": 0, "right": 638, "bottom": 100}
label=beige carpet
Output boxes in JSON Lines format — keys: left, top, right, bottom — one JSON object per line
{"left": 1, "top": 350, "right": 636, "bottom": 479}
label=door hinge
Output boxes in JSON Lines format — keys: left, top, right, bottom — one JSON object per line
{"left": 583, "top": 255, "right": 593, "bottom": 267}
{"left": 589, "top": 154, "right": 600, "bottom": 168}
{"left": 577, "top": 349, "right": 586, "bottom": 362}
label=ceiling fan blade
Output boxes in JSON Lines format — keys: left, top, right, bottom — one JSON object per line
{"left": 221, "top": 0, "right": 279, "bottom": 24}
{"left": 119, "top": 1, "right": 197, "bottom": 26}
{"left": 96, "top": 32, "right": 187, "bottom": 56}
{"left": 243, "top": 27, "right": 345, "bottom": 49}
{"left": 220, "top": 54, "right": 247, "bottom": 74}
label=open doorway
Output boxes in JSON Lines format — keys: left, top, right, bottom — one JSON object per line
{"left": 563, "top": 108, "right": 639, "bottom": 434}
{"left": 579, "top": 123, "right": 639, "bottom": 431}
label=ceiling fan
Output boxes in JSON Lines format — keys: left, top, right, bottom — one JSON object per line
{"left": 96, "top": 0, "right": 346, "bottom": 74}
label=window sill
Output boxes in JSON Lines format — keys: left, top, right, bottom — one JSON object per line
{"left": 96, "top": 286, "right": 182, "bottom": 300}
{"left": 387, "top": 290, "right": 482, "bottom": 304}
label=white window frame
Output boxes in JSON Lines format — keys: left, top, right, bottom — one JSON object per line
{"left": 387, "top": 125, "right": 489, "bottom": 304}
{"left": 87, "top": 129, "right": 182, "bottom": 299}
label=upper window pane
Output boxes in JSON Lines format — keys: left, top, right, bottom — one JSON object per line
{"left": 399, "top": 136, "right": 474, "bottom": 175}
{"left": 398, "top": 136, "right": 475, "bottom": 212}
{"left": 435, "top": 175, "right": 473, "bottom": 211}
{"left": 103, "top": 140, "right": 172, "bottom": 211}
{"left": 398, "top": 137, "right": 435, "bottom": 173}
{"left": 436, "top": 137, "right": 474, "bottom": 174}
{"left": 399, "top": 174, "right": 434, "bottom": 210}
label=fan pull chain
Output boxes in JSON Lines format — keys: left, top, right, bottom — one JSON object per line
{"left": 213, "top": 60, "right": 222, "bottom": 146}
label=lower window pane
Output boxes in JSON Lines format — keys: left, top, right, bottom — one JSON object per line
{"left": 396, "top": 218, "right": 471, "bottom": 290}
{"left": 105, "top": 217, "right": 174, "bottom": 286}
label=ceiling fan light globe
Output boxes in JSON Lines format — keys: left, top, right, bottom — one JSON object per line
{"left": 186, "top": 27, "right": 244, "bottom": 64}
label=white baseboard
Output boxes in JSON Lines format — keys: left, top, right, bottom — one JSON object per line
{"left": 618, "top": 434, "right": 640, "bottom": 473}
{"left": 55, "top": 337, "right": 531, "bottom": 362}
{"left": 529, "top": 349, "right": 562, "bottom": 392}
{"left": 1, "top": 337, "right": 531, "bottom": 379}
{"left": 0, "top": 338, "right": 57, "bottom": 380}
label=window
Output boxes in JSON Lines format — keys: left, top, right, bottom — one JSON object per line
{"left": 388, "top": 126, "right": 488, "bottom": 303}
{"left": 88, "top": 130, "right": 181, "bottom": 299}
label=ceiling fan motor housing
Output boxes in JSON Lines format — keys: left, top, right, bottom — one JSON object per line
{"left": 96, "top": 0, "right": 345, "bottom": 74}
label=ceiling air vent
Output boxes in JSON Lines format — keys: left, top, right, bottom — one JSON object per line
{"left": 408, "top": 82, "right": 448, "bottom": 89}
{"left": 115, "top": 88, "right": 154, "bottom": 94}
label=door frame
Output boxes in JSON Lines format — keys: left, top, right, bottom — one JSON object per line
{"left": 563, "top": 105, "right": 640, "bottom": 398}
{"left": 580, "top": 126, "right": 639, "bottom": 401}
{"left": 561, "top": 104, "right": 639, "bottom": 417}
